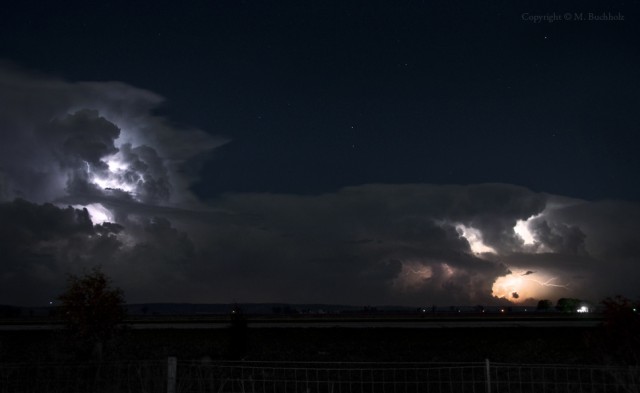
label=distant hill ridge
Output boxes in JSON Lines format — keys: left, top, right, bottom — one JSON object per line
{"left": 1, "top": 302, "right": 545, "bottom": 318}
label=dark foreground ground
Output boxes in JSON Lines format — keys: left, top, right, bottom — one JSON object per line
{"left": 0, "top": 325, "right": 611, "bottom": 364}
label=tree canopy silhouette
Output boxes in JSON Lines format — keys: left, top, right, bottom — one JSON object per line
{"left": 57, "top": 267, "right": 126, "bottom": 346}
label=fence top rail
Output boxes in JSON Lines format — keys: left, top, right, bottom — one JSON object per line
{"left": 1, "top": 359, "right": 636, "bottom": 372}
{"left": 182, "top": 363, "right": 485, "bottom": 372}
{"left": 180, "top": 360, "right": 639, "bottom": 374}
{"left": 0, "top": 360, "right": 166, "bottom": 367}
{"left": 489, "top": 362, "right": 639, "bottom": 370}
{"left": 179, "top": 360, "right": 486, "bottom": 366}
{"left": 179, "top": 359, "right": 635, "bottom": 368}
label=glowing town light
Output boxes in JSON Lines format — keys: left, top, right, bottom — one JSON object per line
{"left": 456, "top": 224, "right": 496, "bottom": 254}
{"left": 513, "top": 214, "right": 541, "bottom": 245}
{"left": 73, "top": 203, "right": 113, "bottom": 224}
{"left": 577, "top": 305, "right": 589, "bottom": 313}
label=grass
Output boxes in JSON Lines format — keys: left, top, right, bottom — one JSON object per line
{"left": 0, "top": 326, "right": 603, "bottom": 364}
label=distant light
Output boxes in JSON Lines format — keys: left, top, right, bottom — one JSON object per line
{"left": 49, "top": 301, "right": 53, "bottom": 305}
{"left": 577, "top": 306, "right": 589, "bottom": 313}
{"left": 500, "top": 309, "right": 505, "bottom": 313}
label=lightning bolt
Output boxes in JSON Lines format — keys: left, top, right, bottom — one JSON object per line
{"left": 527, "top": 277, "right": 569, "bottom": 289}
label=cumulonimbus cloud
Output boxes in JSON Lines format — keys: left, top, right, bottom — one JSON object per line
{"left": 0, "top": 63, "right": 227, "bottom": 207}
{"left": 1, "top": 64, "right": 638, "bottom": 307}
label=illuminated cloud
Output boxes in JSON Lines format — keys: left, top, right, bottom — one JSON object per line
{"left": 393, "top": 261, "right": 433, "bottom": 291}
{"left": 492, "top": 269, "right": 569, "bottom": 303}
{"left": 72, "top": 203, "right": 113, "bottom": 225}
{"left": 456, "top": 224, "right": 496, "bottom": 254}
{"left": 1, "top": 64, "right": 638, "bottom": 307}
{"left": 0, "top": 64, "right": 227, "bottom": 208}
{"left": 513, "top": 216, "right": 537, "bottom": 245}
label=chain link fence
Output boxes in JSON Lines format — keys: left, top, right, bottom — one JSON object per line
{"left": 0, "top": 360, "right": 166, "bottom": 393}
{"left": 1, "top": 360, "right": 638, "bottom": 393}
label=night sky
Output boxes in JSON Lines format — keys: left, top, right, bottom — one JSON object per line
{"left": 1, "top": 1, "right": 639, "bottom": 307}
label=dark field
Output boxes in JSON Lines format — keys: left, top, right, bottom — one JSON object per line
{"left": 0, "top": 326, "right": 606, "bottom": 364}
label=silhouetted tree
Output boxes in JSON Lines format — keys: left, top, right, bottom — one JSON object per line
{"left": 585, "top": 296, "right": 640, "bottom": 366}
{"left": 537, "top": 299, "right": 552, "bottom": 311}
{"left": 57, "top": 267, "right": 126, "bottom": 359}
{"left": 600, "top": 296, "right": 640, "bottom": 364}
{"left": 555, "top": 298, "right": 581, "bottom": 313}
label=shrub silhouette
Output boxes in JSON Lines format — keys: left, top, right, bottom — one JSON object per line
{"left": 57, "top": 267, "right": 126, "bottom": 359}
{"left": 600, "top": 295, "right": 640, "bottom": 364}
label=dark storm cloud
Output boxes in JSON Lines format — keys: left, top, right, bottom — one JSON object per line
{"left": 1, "top": 64, "right": 638, "bottom": 307}
{"left": 0, "top": 168, "right": 10, "bottom": 201}
{"left": 0, "top": 198, "right": 200, "bottom": 306}
{"left": 528, "top": 218, "right": 587, "bottom": 255}
{"left": 40, "top": 109, "right": 120, "bottom": 170}
{"left": 2, "top": 183, "right": 543, "bottom": 306}
{"left": 0, "top": 64, "right": 226, "bottom": 205}
{"left": 545, "top": 200, "right": 640, "bottom": 260}
{"left": 0, "top": 199, "right": 95, "bottom": 304}
{"left": 534, "top": 199, "right": 640, "bottom": 300}
{"left": 0, "top": 199, "right": 93, "bottom": 245}
{"left": 186, "top": 184, "right": 528, "bottom": 305}
{"left": 118, "top": 143, "right": 172, "bottom": 204}
{"left": 2, "top": 183, "right": 639, "bottom": 306}
{"left": 0, "top": 64, "right": 225, "bottom": 305}
{"left": 183, "top": 185, "right": 638, "bottom": 305}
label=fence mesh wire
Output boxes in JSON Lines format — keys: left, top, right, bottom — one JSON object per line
{"left": 0, "top": 360, "right": 166, "bottom": 393}
{"left": 488, "top": 362, "right": 640, "bottom": 393}
{"left": 177, "top": 361, "right": 487, "bottom": 393}
{"left": 0, "top": 360, "right": 638, "bottom": 393}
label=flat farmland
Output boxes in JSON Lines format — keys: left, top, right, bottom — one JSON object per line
{"left": 0, "top": 315, "right": 607, "bottom": 364}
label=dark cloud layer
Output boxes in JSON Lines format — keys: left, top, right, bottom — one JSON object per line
{"left": 1, "top": 65, "right": 638, "bottom": 307}
{"left": 43, "top": 109, "right": 120, "bottom": 170}
{"left": 2, "top": 184, "right": 639, "bottom": 307}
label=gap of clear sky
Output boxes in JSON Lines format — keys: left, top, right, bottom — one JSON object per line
{"left": 2, "top": 0, "right": 639, "bottom": 200}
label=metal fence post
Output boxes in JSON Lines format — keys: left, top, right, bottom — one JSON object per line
{"left": 485, "top": 359, "right": 491, "bottom": 393}
{"left": 168, "top": 357, "right": 177, "bottom": 393}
